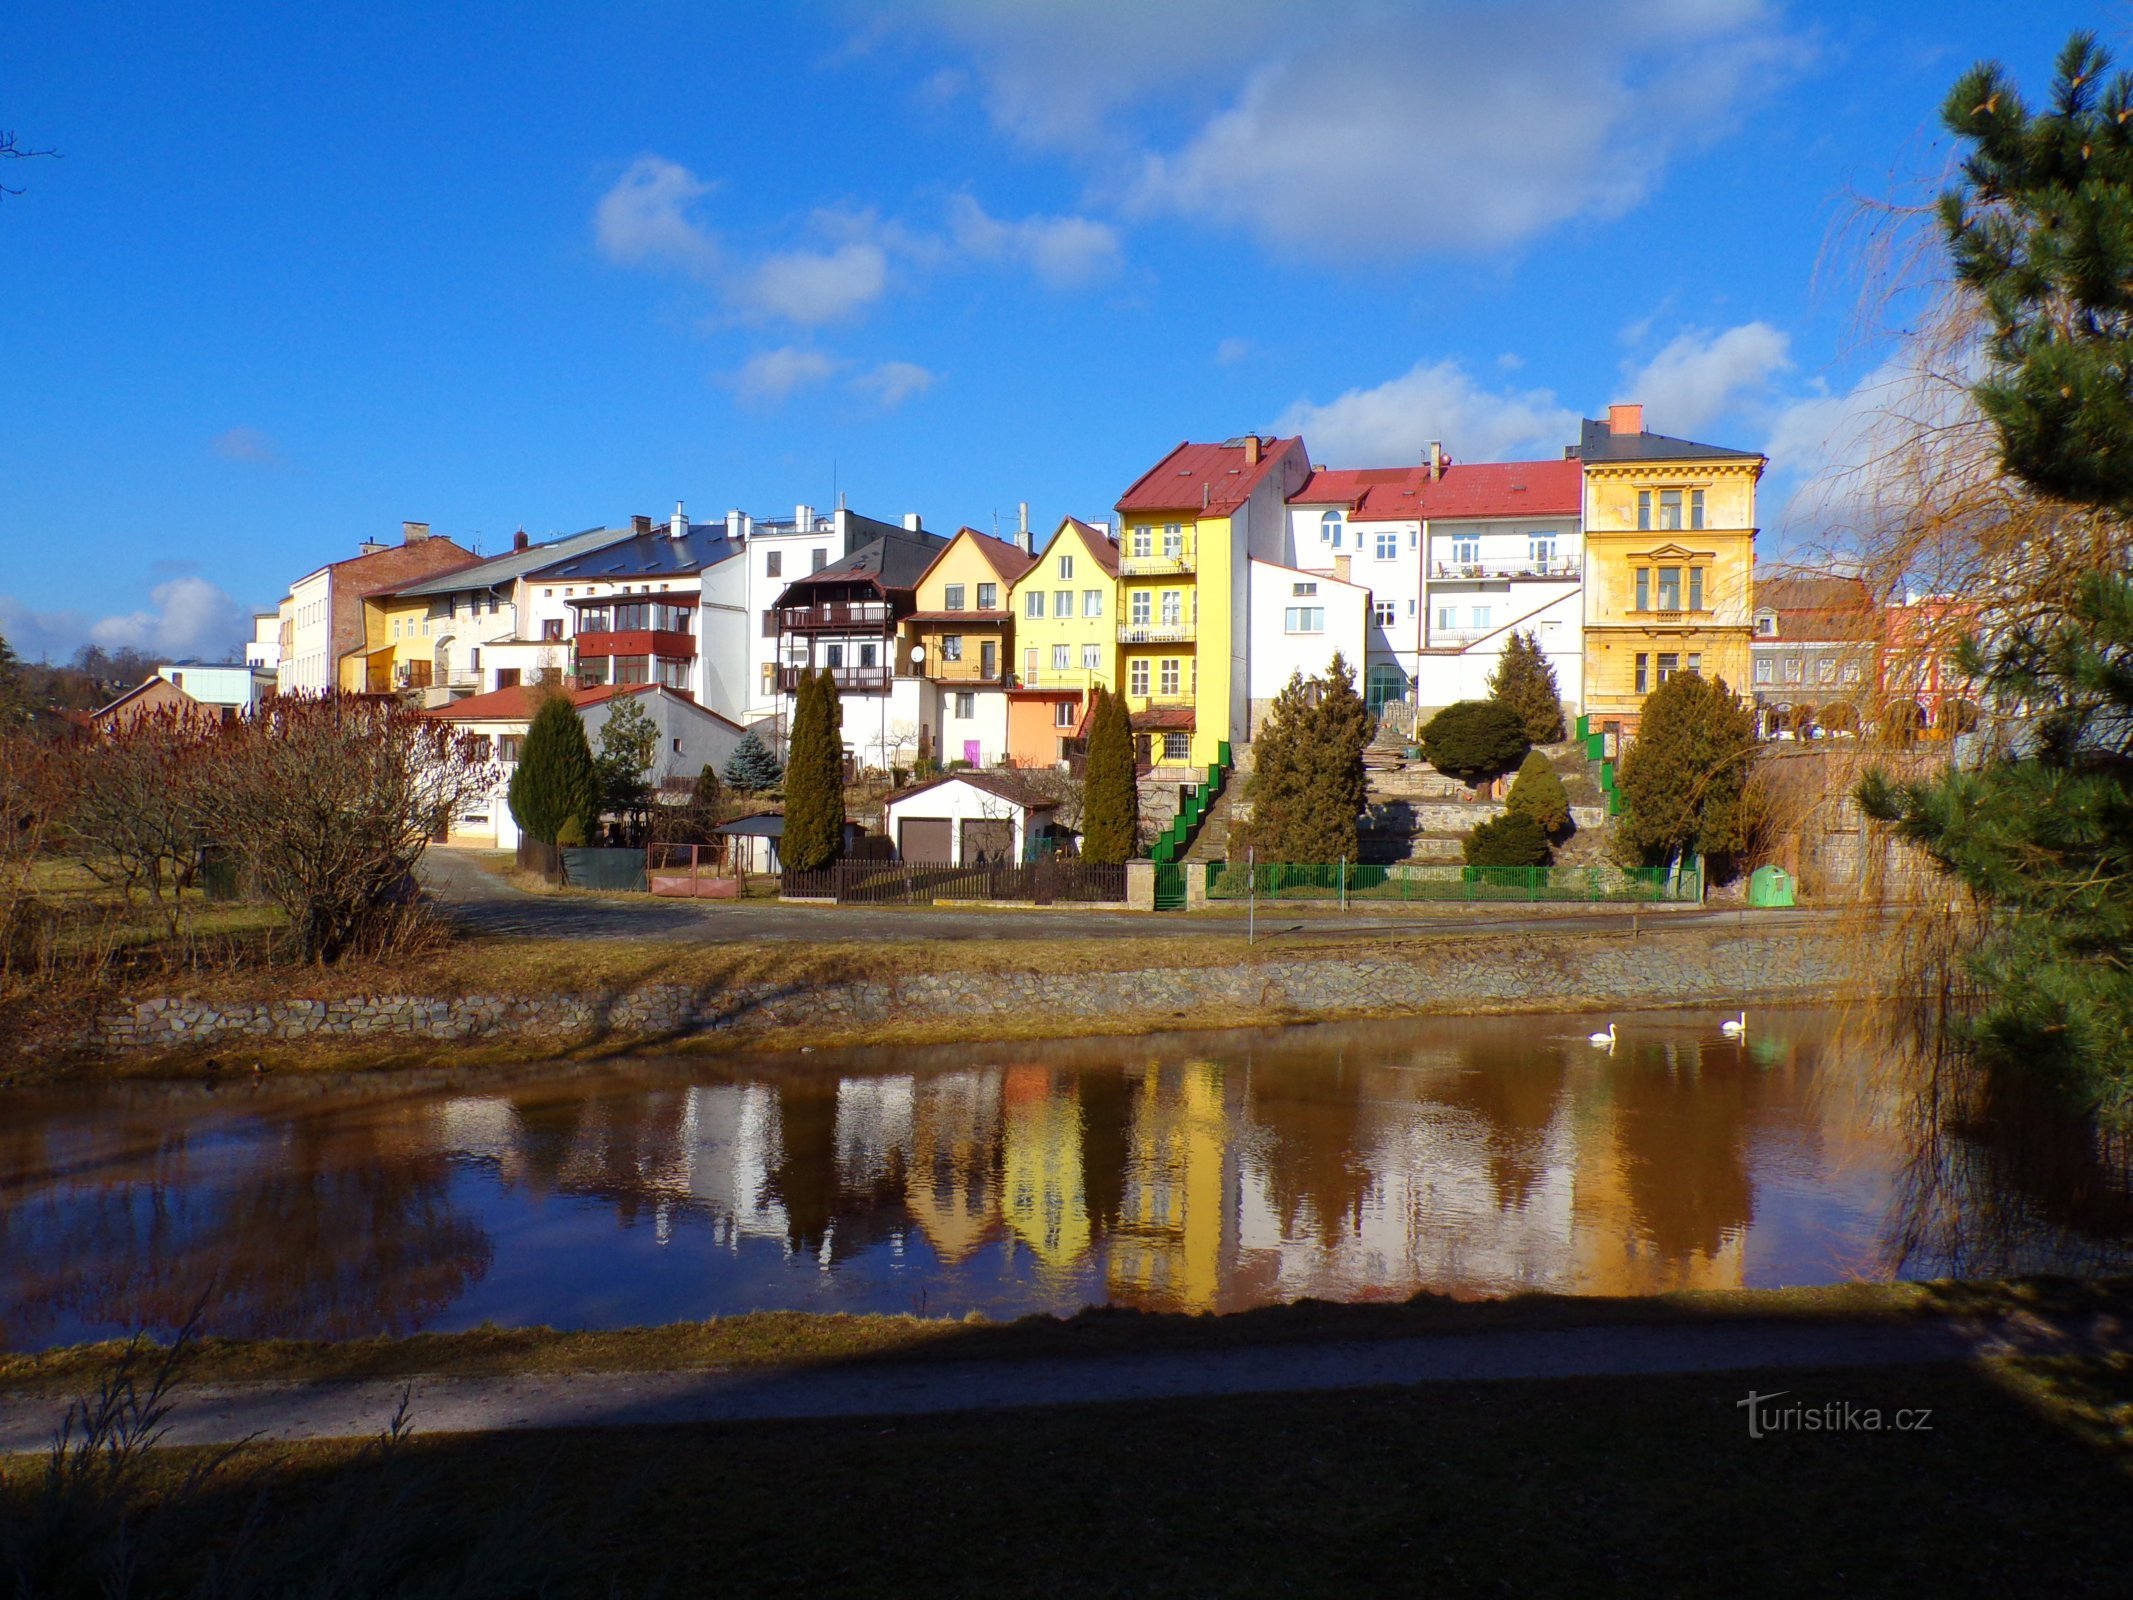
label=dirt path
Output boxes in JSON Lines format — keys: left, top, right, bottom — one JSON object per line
{"left": 0, "top": 1314, "right": 2095, "bottom": 1451}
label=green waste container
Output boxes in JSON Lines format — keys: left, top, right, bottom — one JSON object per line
{"left": 1747, "top": 865, "right": 1795, "bottom": 908}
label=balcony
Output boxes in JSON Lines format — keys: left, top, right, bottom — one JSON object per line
{"left": 573, "top": 628, "right": 696, "bottom": 661}
{"left": 777, "top": 664, "right": 892, "bottom": 693}
{"left": 926, "top": 659, "right": 1007, "bottom": 684}
{"left": 1429, "top": 558, "right": 1581, "bottom": 581}
{"left": 1118, "top": 546, "right": 1196, "bottom": 576}
{"left": 1117, "top": 622, "right": 1196, "bottom": 645}
{"left": 1628, "top": 608, "right": 1711, "bottom": 626}
{"left": 778, "top": 601, "right": 893, "bottom": 631}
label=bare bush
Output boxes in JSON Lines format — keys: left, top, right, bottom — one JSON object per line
{"left": 60, "top": 707, "right": 222, "bottom": 938}
{"left": 0, "top": 732, "right": 68, "bottom": 980}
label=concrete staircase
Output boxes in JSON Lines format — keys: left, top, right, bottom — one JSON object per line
{"left": 1181, "top": 784, "right": 1234, "bottom": 863}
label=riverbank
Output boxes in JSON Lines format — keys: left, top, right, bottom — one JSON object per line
{"left": 20, "top": 918, "right": 1863, "bottom": 1078}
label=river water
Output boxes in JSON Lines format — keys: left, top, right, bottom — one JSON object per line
{"left": 5, "top": 1007, "right": 2130, "bottom": 1350}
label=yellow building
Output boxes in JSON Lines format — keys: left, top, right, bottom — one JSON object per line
{"left": 1113, "top": 436, "right": 1312, "bottom": 768}
{"left": 905, "top": 527, "right": 1037, "bottom": 768}
{"left": 1003, "top": 517, "right": 1120, "bottom": 769}
{"left": 337, "top": 591, "right": 451, "bottom": 694}
{"left": 1578, "top": 404, "right": 1761, "bottom": 733}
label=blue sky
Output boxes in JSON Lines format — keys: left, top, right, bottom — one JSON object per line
{"left": 0, "top": 0, "right": 2110, "bottom": 661}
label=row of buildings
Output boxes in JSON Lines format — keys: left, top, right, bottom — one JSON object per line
{"left": 244, "top": 403, "right": 1774, "bottom": 789}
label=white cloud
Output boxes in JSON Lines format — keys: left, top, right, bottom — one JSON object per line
{"left": 211, "top": 426, "right": 285, "bottom": 466}
{"left": 1215, "top": 337, "right": 1252, "bottom": 366}
{"left": 1276, "top": 360, "right": 1581, "bottom": 467}
{"left": 1, "top": 578, "right": 247, "bottom": 664}
{"left": 1620, "top": 322, "right": 1793, "bottom": 437}
{"left": 729, "top": 347, "right": 842, "bottom": 407}
{"left": 594, "top": 156, "right": 720, "bottom": 277}
{"left": 736, "top": 241, "right": 889, "bottom": 325}
{"left": 850, "top": 360, "right": 936, "bottom": 409}
{"left": 897, "top": 0, "right": 1792, "bottom": 257}
{"left": 945, "top": 195, "right": 1122, "bottom": 288}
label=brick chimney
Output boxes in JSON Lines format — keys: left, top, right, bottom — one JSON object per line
{"left": 513, "top": 528, "right": 529, "bottom": 552}
{"left": 1608, "top": 403, "right": 1644, "bottom": 437}
{"left": 1333, "top": 554, "right": 1352, "bottom": 584}
{"left": 1243, "top": 435, "right": 1262, "bottom": 466}
{"left": 401, "top": 521, "right": 430, "bottom": 544}
{"left": 1428, "top": 440, "right": 1444, "bottom": 482}
{"left": 631, "top": 514, "right": 653, "bottom": 535}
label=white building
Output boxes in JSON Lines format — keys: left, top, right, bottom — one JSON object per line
{"left": 155, "top": 661, "right": 275, "bottom": 716}
{"left": 244, "top": 613, "right": 281, "bottom": 673}
{"left": 1284, "top": 466, "right": 1422, "bottom": 712}
{"left": 1243, "top": 557, "right": 1372, "bottom": 735}
{"left": 880, "top": 772, "right": 1062, "bottom": 865}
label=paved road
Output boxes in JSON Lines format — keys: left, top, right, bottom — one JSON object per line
{"left": 418, "top": 849, "right": 1844, "bottom": 946}
{"left": 0, "top": 1313, "right": 2098, "bottom": 1450}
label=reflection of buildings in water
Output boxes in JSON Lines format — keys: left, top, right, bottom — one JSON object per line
{"left": 1107, "top": 1062, "right": 1236, "bottom": 1312}
{"left": 681, "top": 1084, "right": 791, "bottom": 1248}
{"left": 903, "top": 1070, "right": 1005, "bottom": 1263}
{"left": 1000, "top": 1066, "right": 1090, "bottom": 1269}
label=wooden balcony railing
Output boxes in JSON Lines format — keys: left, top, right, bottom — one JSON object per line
{"left": 777, "top": 664, "right": 892, "bottom": 693}
{"left": 778, "top": 602, "right": 893, "bottom": 631}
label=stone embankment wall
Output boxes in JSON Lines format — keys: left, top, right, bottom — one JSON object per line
{"left": 77, "top": 929, "right": 1853, "bottom": 1061}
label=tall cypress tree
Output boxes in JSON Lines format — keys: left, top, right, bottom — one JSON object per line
{"left": 1245, "top": 672, "right": 1312, "bottom": 861}
{"left": 1298, "top": 652, "right": 1372, "bottom": 862}
{"left": 782, "top": 667, "right": 844, "bottom": 871}
{"left": 1079, "top": 688, "right": 1139, "bottom": 864}
{"left": 1487, "top": 630, "right": 1566, "bottom": 744}
{"left": 507, "top": 692, "right": 599, "bottom": 845}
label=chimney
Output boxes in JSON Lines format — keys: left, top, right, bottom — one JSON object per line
{"left": 512, "top": 528, "right": 529, "bottom": 552}
{"left": 1608, "top": 402, "right": 1644, "bottom": 437}
{"left": 902, "top": 512, "right": 923, "bottom": 532}
{"left": 1427, "top": 441, "right": 1444, "bottom": 482}
{"left": 631, "top": 514, "right": 652, "bottom": 535}
{"left": 795, "top": 503, "right": 815, "bottom": 531}
{"left": 1016, "top": 501, "right": 1031, "bottom": 554}
{"left": 1333, "top": 554, "right": 1351, "bottom": 584}
{"left": 726, "top": 509, "right": 745, "bottom": 541}
{"left": 1243, "top": 435, "right": 1262, "bottom": 466}
{"left": 669, "top": 501, "right": 688, "bottom": 539}
{"left": 402, "top": 520, "right": 430, "bottom": 544}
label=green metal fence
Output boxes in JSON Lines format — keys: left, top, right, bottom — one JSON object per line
{"left": 1204, "top": 861, "right": 1700, "bottom": 904}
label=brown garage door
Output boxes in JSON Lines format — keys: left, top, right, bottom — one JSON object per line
{"left": 898, "top": 817, "right": 954, "bottom": 864}
{"left": 961, "top": 819, "right": 1014, "bottom": 865}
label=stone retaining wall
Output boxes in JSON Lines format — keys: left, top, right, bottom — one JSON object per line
{"left": 75, "top": 928, "right": 1853, "bottom": 1062}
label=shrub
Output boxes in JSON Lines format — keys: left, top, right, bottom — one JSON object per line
{"left": 1486, "top": 629, "right": 1565, "bottom": 744}
{"left": 1504, "top": 749, "right": 1571, "bottom": 835}
{"left": 508, "top": 692, "right": 599, "bottom": 846}
{"left": 1464, "top": 811, "right": 1552, "bottom": 867}
{"left": 1420, "top": 700, "right": 1530, "bottom": 784}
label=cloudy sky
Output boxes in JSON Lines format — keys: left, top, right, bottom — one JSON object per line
{"left": 0, "top": 1, "right": 2103, "bottom": 661}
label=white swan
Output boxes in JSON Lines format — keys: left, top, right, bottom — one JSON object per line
{"left": 1587, "top": 1022, "right": 1617, "bottom": 1048}
{"left": 1721, "top": 1011, "right": 1747, "bottom": 1038}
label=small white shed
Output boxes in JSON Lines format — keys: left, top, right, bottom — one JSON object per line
{"left": 881, "top": 772, "right": 1059, "bottom": 866}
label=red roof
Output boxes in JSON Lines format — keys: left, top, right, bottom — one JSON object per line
{"left": 1051, "top": 516, "right": 1121, "bottom": 576}
{"left": 1290, "top": 467, "right": 1420, "bottom": 508}
{"left": 1344, "top": 458, "right": 1583, "bottom": 522}
{"left": 1116, "top": 437, "right": 1305, "bottom": 516}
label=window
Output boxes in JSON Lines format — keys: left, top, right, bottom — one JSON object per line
{"left": 671, "top": 737, "right": 683, "bottom": 754}
{"left": 1058, "top": 554, "right": 1074, "bottom": 580}
{"left": 541, "top": 619, "right": 564, "bottom": 641}
{"left": 1783, "top": 656, "right": 1805, "bottom": 683}
{"left": 1321, "top": 510, "right": 1344, "bottom": 547}
{"left": 944, "top": 583, "right": 966, "bottom": 611}
{"left": 1131, "top": 591, "right": 1152, "bottom": 625}
{"left": 1132, "top": 525, "right": 1153, "bottom": 559}
{"left": 1529, "top": 533, "right": 1556, "bottom": 567}
{"left": 1054, "top": 700, "right": 1077, "bottom": 729}
{"left": 1686, "top": 653, "right": 1702, "bottom": 676}
{"left": 1373, "top": 601, "right": 1397, "bottom": 626}
{"left": 1285, "top": 607, "right": 1326, "bottom": 634}
{"left": 1635, "top": 568, "right": 1650, "bottom": 611}
{"left": 1635, "top": 653, "right": 1649, "bottom": 693}
{"left": 614, "top": 657, "right": 650, "bottom": 686}
{"left": 1756, "top": 612, "right": 1777, "bottom": 636}
{"left": 1657, "top": 567, "right": 1682, "bottom": 610}
{"left": 1842, "top": 660, "right": 1863, "bottom": 684}
{"left": 859, "top": 641, "right": 878, "bottom": 669}
{"left": 1160, "top": 590, "right": 1182, "bottom": 625}
{"left": 811, "top": 548, "right": 828, "bottom": 572}
{"left": 1129, "top": 659, "right": 1150, "bottom": 696}
{"left": 1083, "top": 590, "right": 1103, "bottom": 617}
{"left": 1054, "top": 590, "right": 1072, "bottom": 618}
{"left": 1376, "top": 529, "right": 1398, "bottom": 560}
{"left": 1658, "top": 490, "right": 1684, "bottom": 531}
{"left": 1083, "top": 644, "right": 1101, "bottom": 670}
{"left": 954, "top": 692, "right": 975, "bottom": 719}
{"left": 1436, "top": 606, "right": 1458, "bottom": 631}
{"left": 1025, "top": 591, "right": 1045, "bottom": 620}
{"left": 1691, "top": 490, "right": 1706, "bottom": 530}
{"left": 940, "top": 635, "right": 963, "bottom": 662}
{"left": 765, "top": 551, "right": 781, "bottom": 577}
{"left": 1688, "top": 568, "right": 1704, "bottom": 612}
{"left": 977, "top": 582, "right": 997, "bottom": 610}
{"left": 1024, "top": 647, "right": 1038, "bottom": 681}
{"left": 1292, "top": 581, "right": 1318, "bottom": 597}
{"left": 825, "top": 643, "right": 844, "bottom": 668}
{"left": 1159, "top": 658, "right": 1181, "bottom": 695}
{"left": 498, "top": 735, "right": 523, "bottom": 763}
{"left": 1163, "top": 523, "right": 1184, "bottom": 560}
{"left": 1365, "top": 663, "right": 1406, "bottom": 711}
{"left": 1163, "top": 731, "right": 1190, "bottom": 761}
{"left": 1637, "top": 491, "right": 1652, "bottom": 531}
{"left": 1053, "top": 644, "right": 1070, "bottom": 671}
{"left": 1452, "top": 536, "right": 1480, "bottom": 566}
{"left": 1816, "top": 657, "right": 1837, "bottom": 685}
{"left": 466, "top": 734, "right": 492, "bottom": 762}
{"left": 1470, "top": 605, "right": 1492, "bottom": 630}
{"left": 1754, "top": 657, "right": 1775, "bottom": 684}
{"left": 1656, "top": 651, "right": 1681, "bottom": 685}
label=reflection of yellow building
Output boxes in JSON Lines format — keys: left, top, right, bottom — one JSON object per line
{"left": 1579, "top": 404, "right": 1762, "bottom": 734}
{"left": 903, "top": 1071, "right": 1002, "bottom": 1264}
{"left": 1108, "top": 1063, "right": 1234, "bottom": 1311}
{"left": 1001, "top": 1066, "right": 1090, "bottom": 1268}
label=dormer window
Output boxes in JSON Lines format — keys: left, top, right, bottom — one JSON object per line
{"left": 1756, "top": 611, "right": 1778, "bottom": 636}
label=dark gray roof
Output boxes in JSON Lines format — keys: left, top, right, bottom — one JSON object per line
{"left": 395, "top": 526, "right": 637, "bottom": 597}
{"left": 778, "top": 528, "right": 950, "bottom": 598}
{"left": 1576, "top": 418, "right": 1763, "bottom": 464}
{"left": 527, "top": 524, "right": 742, "bottom": 582}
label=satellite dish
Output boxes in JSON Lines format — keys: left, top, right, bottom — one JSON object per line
{"left": 909, "top": 644, "right": 926, "bottom": 664}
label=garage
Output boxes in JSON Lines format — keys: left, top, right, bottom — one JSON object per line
{"left": 897, "top": 816, "right": 955, "bottom": 864}
{"left": 960, "top": 819, "right": 1014, "bottom": 864}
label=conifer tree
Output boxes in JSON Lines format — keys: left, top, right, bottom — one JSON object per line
{"left": 781, "top": 668, "right": 845, "bottom": 872}
{"left": 507, "top": 692, "right": 599, "bottom": 846}
{"left": 0, "top": 632, "right": 27, "bottom": 730}
{"left": 594, "top": 692, "right": 659, "bottom": 837}
{"left": 1244, "top": 672, "right": 1313, "bottom": 861}
{"left": 1296, "top": 653, "right": 1372, "bottom": 863}
{"left": 1465, "top": 811, "right": 1551, "bottom": 868}
{"left": 1505, "top": 749, "right": 1571, "bottom": 836}
{"left": 1487, "top": 630, "right": 1565, "bottom": 744}
{"left": 1614, "top": 673, "right": 1756, "bottom": 871}
{"left": 723, "top": 730, "right": 783, "bottom": 792}
{"left": 1420, "top": 700, "right": 1530, "bottom": 785}
{"left": 1079, "top": 687, "right": 1140, "bottom": 864}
